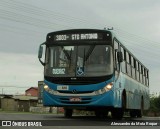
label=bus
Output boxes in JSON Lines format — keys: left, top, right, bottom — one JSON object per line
{"left": 38, "top": 29, "right": 149, "bottom": 119}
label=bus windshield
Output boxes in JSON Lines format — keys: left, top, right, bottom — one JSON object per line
{"left": 44, "top": 45, "right": 113, "bottom": 77}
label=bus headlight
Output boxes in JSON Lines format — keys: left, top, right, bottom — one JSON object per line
{"left": 44, "top": 85, "right": 58, "bottom": 95}
{"left": 44, "top": 85, "right": 49, "bottom": 90}
{"left": 104, "top": 82, "right": 113, "bottom": 91}
{"left": 95, "top": 82, "right": 113, "bottom": 95}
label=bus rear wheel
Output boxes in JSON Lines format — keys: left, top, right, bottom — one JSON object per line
{"left": 130, "top": 110, "right": 137, "bottom": 118}
{"left": 137, "top": 99, "right": 144, "bottom": 118}
{"left": 64, "top": 109, "right": 73, "bottom": 118}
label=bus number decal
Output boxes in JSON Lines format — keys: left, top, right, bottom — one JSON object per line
{"left": 52, "top": 68, "right": 65, "bottom": 74}
{"left": 56, "top": 35, "right": 67, "bottom": 41}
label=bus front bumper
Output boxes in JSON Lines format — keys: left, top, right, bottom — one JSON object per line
{"left": 43, "top": 90, "right": 114, "bottom": 108}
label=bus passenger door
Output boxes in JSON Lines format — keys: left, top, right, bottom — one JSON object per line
{"left": 114, "top": 39, "right": 122, "bottom": 107}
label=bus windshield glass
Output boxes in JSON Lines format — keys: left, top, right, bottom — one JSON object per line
{"left": 44, "top": 45, "right": 113, "bottom": 77}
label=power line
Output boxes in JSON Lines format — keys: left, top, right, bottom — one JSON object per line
{"left": 121, "top": 38, "right": 160, "bottom": 61}
{"left": 0, "top": 23, "right": 44, "bottom": 37}
{"left": 0, "top": 86, "right": 29, "bottom": 88}
{"left": 117, "top": 34, "right": 160, "bottom": 56}
{"left": 0, "top": 0, "right": 159, "bottom": 48}
{"left": 0, "top": 9, "right": 71, "bottom": 29}
{"left": 114, "top": 29, "right": 160, "bottom": 47}
{"left": 0, "top": 22, "right": 44, "bottom": 34}
{"left": 0, "top": 0, "right": 159, "bottom": 66}
{"left": 0, "top": 0, "right": 102, "bottom": 28}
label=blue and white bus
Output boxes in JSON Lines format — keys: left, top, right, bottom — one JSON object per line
{"left": 38, "top": 29, "right": 149, "bottom": 119}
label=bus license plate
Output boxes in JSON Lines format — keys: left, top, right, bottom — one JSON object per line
{"left": 70, "top": 97, "right": 81, "bottom": 102}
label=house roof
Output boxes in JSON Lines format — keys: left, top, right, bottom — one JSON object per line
{"left": 13, "top": 95, "right": 38, "bottom": 101}
{"left": 0, "top": 94, "right": 13, "bottom": 98}
{"left": 1, "top": 95, "right": 38, "bottom": 101}
{"left": 25, "top": 87, "right": 38, "bottom": 92}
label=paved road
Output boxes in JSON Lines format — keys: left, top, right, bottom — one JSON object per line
{"left": 0, "top": 113, "right": 159, "bottom": 129}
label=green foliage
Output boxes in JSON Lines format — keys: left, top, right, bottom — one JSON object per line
{"left": 149, "top": 96, "right": 160, "bottom": 112}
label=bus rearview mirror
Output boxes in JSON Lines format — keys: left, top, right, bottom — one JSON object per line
{"left": 38, "top": 45, "right": 45, "bottom": 66}
{"left": 38, "top": 45, "right": 43, "bottom": 59}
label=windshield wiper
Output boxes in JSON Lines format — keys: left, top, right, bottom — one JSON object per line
{"left": 85, "top": 45, "right": 95, "bottom": 61}
{"left": 61, "top": 46, "right": 71, "bottom": 60}
{"left": 69, "top": 48, "right": 73, "bottom": 68}
{"left": 83, "top": 48, "right": 86, "bottom": 68}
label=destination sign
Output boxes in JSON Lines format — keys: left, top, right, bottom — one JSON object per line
{"left": 54, "top": 33, "right": 102, "bottom": 41}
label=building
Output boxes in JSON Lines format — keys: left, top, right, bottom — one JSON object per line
{"left": 0, "top": 94, "right": 4, "bottom": 108}
{"left": 0, "top": 95, "right": 14, "bottom": 110}
{"left": 1, "top": 95, "right": 38, "bottom": 112}
{"left": 14, "top": 95, "right": 38, "bottom": 112}
{"left": 25, "top": 87, "right": 38, "bottom": 97}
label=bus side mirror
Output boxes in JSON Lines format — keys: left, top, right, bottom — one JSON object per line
{"left": 38, "top": 43, "right": 45, "bottom": 66}
{"left": 38, "top": 45, "right": 43, "bottom": 58}
{"left": 117, "top": 51, "right": 123, "bottom": 63}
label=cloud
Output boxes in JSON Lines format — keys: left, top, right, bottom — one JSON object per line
{"left": 0, "top": 52, "right": 43, "bottom": 94}
{"left": 0, "top": 0, "right": 160, "bottom": 94}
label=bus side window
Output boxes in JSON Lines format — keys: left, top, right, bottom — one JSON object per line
{"left": 146, "top": 70, "right": 149, "bottom": 86}
{"left": 139, "top": 64, "right": 142, "bottom": 83}
{"left": 141, "top": 66, "right": 144, "bottom": 84}
{"left": 114, "top": 40, "right": 119, "bottom": 71}
{"left": 129, "top": 54, "right": 132, "bottom": 77}
{"left": 126, "top": 51, "right": 130, "bottom": 63}
{"left": 126, "top": 52, "right": 131, "bottom": 76}
{"left": 144, "top": 69, "right": 146, "bottom": 85}
{"left": 131, "top": 57, "right": 136, "bottom": 79}
{"left": 121, "top": 46, "right": 126, "bottom": 73}
{"left": 136, "top": 61, "right": 139, "bottom": 81}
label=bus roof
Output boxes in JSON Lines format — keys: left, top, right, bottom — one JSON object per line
{"left": 47, "top": 29, "right": 111, "bottom": 35}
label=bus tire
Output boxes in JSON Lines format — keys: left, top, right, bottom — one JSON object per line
{"left": 95, "top": 110, "right": 108, "bottom": 118}
{"left": 111, "top": 94, "right": 125, "bottom": 119}
{"left": 64, "top": 109, "right": 73, "bottom": 118}
{"left": 130, "top": 110, "right": 137, "bottom": 118}
{"left": 111, "top": 108, "right": 124, "bottom": 120}
{"left": 137, "top": 98, "right": 144, "bottom": 118}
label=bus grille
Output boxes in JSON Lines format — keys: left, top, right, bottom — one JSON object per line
{"left": 58, "top": 91, "right": 93, "bottom": 94}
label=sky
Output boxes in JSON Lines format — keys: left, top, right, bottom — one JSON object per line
{"left": 0, "top": 0, "right": 160, "bottom": 95}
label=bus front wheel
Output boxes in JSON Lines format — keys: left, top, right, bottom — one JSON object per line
{"left": 112, "top": 94, "right": 125, "bottom": 119}
{"left": 64, "top": 109, "right": 73, "bottom": 118}
{"left": 95, "top": 110, "right": 108, "bottom": 118}
{"left": 111, "top": 108, "right": 124, "bottom": 119}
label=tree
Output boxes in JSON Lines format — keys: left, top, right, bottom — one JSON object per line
{"left": 154, "top": 96, "right": 160, "bottom": 111}
{"left": 149, "top": 95, "right": 160, "bottom": 116}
